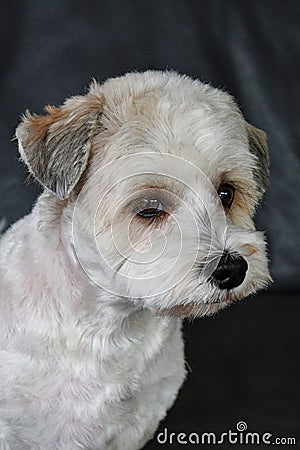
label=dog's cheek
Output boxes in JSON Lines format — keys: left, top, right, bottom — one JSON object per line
{"left": 229, "top": 206, "right": 255, "bottom": 229}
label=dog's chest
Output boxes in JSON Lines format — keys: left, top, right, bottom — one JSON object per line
{"left": 3, "top": 316, "right": 185, "bottom": 449}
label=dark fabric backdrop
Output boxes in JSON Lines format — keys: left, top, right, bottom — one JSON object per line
{"left": 0, "top": 0, "right": 299, "bottom": 448}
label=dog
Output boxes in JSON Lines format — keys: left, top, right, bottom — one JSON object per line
{"left": 0, "top": 71, "right": 270, "bottom": 449}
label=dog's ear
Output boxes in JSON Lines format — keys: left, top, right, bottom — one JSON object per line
{"left": 16, "top": 88, "right": 104, "bottom": 200}
{"left": 246, "top": 124, "right": 269, "bottom": 195}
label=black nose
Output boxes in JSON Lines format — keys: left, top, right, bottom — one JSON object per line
{"left": 211, "top": 252, "right": 248, "bottom": 290}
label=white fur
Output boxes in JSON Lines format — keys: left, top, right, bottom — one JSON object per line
{"left": 0, "top": 71, "right": 270, "bottom": 449}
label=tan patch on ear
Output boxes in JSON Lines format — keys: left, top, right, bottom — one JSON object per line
{"left": 24, "top": 107, "right": 67, "bottom": 143}
{"left": 16, "top": 89, "right": 104, "bottom": 199}
{"left": 23, "top": 93, "right": 104, "bottom": 144}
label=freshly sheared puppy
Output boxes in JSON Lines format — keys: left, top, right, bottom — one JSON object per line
{"left": 0, "top": 71, "right": 270, "bottom": 449}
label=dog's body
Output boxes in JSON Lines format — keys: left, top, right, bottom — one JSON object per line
{"left": 0, "top": 71, "right": 270, "bottom": 449}
{"left": 0, "top": 197, "right": 185, "bottom": 450}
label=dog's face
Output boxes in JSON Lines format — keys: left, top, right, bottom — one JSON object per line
{"left": 16, "top": 71, "right": 271, "bottom": 318}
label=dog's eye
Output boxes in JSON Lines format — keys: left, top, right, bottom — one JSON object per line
{"left": 134, "top": 198, "right": 165, "bottom": 219}
{"left": 217, "top": 184, "right": 235, "bottom": 208}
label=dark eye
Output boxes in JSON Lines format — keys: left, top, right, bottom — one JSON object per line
{"left": 134, "top": 198, "right": 165, "bottom": 218}
{"left": 217, "top": 184, "right": 235, "bottom": 208}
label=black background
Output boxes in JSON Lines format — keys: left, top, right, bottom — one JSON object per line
{"left": 0, "top": 1, "right": 299, "bottom": 448}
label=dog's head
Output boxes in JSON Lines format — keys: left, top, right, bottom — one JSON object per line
{"left": 16, "top": 71, "right": 271, "bottom": 318}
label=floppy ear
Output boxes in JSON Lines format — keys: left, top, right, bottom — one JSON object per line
{"left": 16, "top": 88, "right": 104, "bottom": 200}
{"left": 246, "top": 124, "right": 269, "bottom": 195}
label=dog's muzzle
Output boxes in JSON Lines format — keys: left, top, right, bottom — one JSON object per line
{"left": 211, "top": 252, "right": 248, "bottom": 290}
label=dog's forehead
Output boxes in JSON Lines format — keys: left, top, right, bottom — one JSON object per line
{"left": 91, "top": 72, "right": 255, "bottom": 187}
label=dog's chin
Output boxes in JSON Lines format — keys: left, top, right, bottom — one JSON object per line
{"left": 152, "top": 301, "right": 229, "bottom": 319}
{"left": 151, "top": 290, "right": 248, "bottom": 319}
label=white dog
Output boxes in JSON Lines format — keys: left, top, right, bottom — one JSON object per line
{"left": 0, "top": 71, "right": 270, "bottom": 449}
